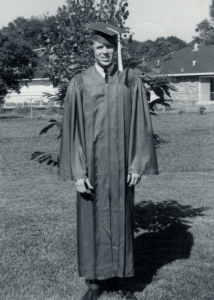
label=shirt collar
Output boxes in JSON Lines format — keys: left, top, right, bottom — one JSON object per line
{"left": 95, "top": 62, "right": 115, "bottom": 78}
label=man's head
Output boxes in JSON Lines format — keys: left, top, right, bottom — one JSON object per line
{"left": 89, "top": 32, "right": 117, "bottom": 69}
{"left": 85, "top": 23, "right": 128, "bottom": 70}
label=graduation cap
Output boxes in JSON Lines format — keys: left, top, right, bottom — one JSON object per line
{"left": 85, "top": 22, "right": 129, "bottom": 71}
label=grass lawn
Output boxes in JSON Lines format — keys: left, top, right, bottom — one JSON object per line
{"left": 1, "top": 112, "right": 214, "bottom": 300}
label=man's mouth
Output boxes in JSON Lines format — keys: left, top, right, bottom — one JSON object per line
{"left": 101, "top": 57, "right": 110, "bottom": 61}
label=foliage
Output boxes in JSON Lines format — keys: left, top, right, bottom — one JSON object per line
{"left": 210, "top": 0, "right": 214, "bottom": 19}
{"left": 126, "top": 36, "right": 187, "bottom": 64}
{"left": 40, "top": 119, "right": 62, "bottom": 138}
{"left": 12, "top": 105, "right": 31, "bottom": 116}
{"left": 129, "top": 52, "right": 177, "bottom": 116}
{"left": 193, "top": 18, "right": 214, "bottom": 45}
{"left": 199, "top": 106, "right": 206, "bottom": 115}
{"left": 4, "top": 101, "right": 16, "bottom": 107}
{"left": 1, "top": 15, "right": 57, "bottom": 48}
{"left": 31, "top": 151, "right": 59, "bottom": 166}
{"left": 0, "top": 33, "right": 37, "bottom": 107}
{"left": 192, "top": 1, "right": 214, "bottom": 45}
{"left": 45, "top": 107, "right": 63, "bottom": 115}
{"left": 31, "top": 119, "right": 62, "bottom": 166}
{"left": 141, "top": 74, "right": 176, "bottom": 115}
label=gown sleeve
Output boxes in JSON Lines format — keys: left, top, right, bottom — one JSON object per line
{"left": 128, "top": 74, "right": 159, "bottom": 176}
{"left": 58, "top": 77, "right": 87, "bottom": 181}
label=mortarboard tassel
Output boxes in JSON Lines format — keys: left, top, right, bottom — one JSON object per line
{"left": 106, "top": 27, "right": 123, "bottom": 71}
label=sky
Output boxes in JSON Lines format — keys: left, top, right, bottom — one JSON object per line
{"left": 0, "top": 0, "right": 212, "bottom": 43}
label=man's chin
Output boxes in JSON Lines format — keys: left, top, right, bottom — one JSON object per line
{"left": 99, "top": 61, "right": 113, "bottom": 69}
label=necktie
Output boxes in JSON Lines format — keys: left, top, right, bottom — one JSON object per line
{"left": 104, "top": 69, "right": 108, "bottom": 84}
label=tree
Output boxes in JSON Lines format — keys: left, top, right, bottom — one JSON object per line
{"left": 154, "top": 36, "right": 187, "bottom": 56}
{"left": 193, "top": 0, "right": 214, "bottom": 45}
{"left": 1, "top": 15, "right": 57, "bottom": 49}
{"left": 194, "top": 18, "right": 214, "bottom": 45}
{"left": 0, "top": 33, "right": 38, "bottom": 107}
{"left": 166, "top": 36, "right": 187, "bottom": 49}
{"left": 210, "top": 0, "right": 214, "bottom": 19}
{"left": 125, "top": 36, "right": 187, "bottom": 67}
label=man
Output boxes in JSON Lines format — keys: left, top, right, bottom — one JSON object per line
{"left": 59, "top": 23, "right": 158, "bottom": 300}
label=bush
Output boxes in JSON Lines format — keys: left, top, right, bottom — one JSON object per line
{"left": 45, "top": 107, "right": 63, "bottom": 115}
{"left": 11, "top": 105, "right": 63, "bottom": 117}
{"left": 12, "top": 106, "right": 31, "bottom": 116}
{"left": 199, "top": 106, "right": 206, "bottom": 115}
{"left": 4, "top": 102, "right": 16, "bottom": 107}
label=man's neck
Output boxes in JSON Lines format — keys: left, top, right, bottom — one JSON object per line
{"left": 95, "top": 62, "right": 114, "bottom": 75}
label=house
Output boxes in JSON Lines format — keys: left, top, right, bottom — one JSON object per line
{"left": 147, "top": 44, "right": 214, "bottom": 111}
{"left": 4, "top": 48, "right": 57, "bottom": 107}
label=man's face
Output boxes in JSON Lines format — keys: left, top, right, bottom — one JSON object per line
{"left": 92, "top": 40, "right": 116, "bottom": 69}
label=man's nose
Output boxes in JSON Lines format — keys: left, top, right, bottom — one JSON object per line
{"left": 102, "top": 47, "right": 109, "bottom": 54}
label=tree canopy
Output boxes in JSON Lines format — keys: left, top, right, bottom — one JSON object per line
{"left": 1, "top": 15, "right": 57, "bottom": 49}
{"left": 193, "top": 0, "right": 214, "bottom": 45}
{"left": 0, "top": 33, "right": 37, "bottom": 99}
{"left": 126, "top": 36, "right": 187, "bottom": 66}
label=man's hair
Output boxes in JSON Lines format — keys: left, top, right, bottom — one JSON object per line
{"left": 88, "top": 32, "right": 117, "bottom": 51}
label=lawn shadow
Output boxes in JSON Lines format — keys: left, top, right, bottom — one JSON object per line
{"left": 123, "top": 200, "right": 207, "bottom": 293}
{"left": 0, "top": 115, "right": 23, "bottom": 119}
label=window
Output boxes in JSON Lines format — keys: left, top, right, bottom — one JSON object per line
{"left": 210, "top": 78, "right": 214, "bottom": 101}
{"left": 200, "top": 77, "right": 214, "bottom": 102}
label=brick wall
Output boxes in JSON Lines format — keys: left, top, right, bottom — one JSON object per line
{"left": 169, "top": 76, "right": 199, "bottom": 103}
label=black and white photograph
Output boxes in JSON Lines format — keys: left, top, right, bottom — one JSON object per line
{"left": 1, "top": 1, "right": 214, "bottom": 299}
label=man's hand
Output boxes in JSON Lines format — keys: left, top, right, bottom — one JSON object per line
{"left": 127, "top": 173, "right": 141, "bottom": 186}
{"left": 75, "top": 178, "right": 93, "bottom": 194}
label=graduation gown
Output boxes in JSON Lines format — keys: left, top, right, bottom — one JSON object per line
{"left": 59, "top": 65, "right": 158, "bottom": 280}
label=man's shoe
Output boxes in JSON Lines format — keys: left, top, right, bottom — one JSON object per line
{"left": 105, "top": 277, "right": 119, "bottom": 291}
{"left": 121, "top": 289, "right": 138, "bottom": 300}
{"left": 82, "top": 288, "right": 102, "bottom": 300}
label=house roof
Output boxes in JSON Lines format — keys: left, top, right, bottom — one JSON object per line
{"left": 149, "top": 45, "right": 214, "bottom": 76}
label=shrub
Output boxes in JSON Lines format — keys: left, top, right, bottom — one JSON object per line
{"left": 199, "top": 106, "right": 206, "bottom": 115}
{"left": 4, "top": 102, "right": 16, "bottom": 107}
{"left": 45, "top": 107, "right": 63, "bottom": 115}
{"left": 12, "top": 106, "right": 31, "bottom": 116}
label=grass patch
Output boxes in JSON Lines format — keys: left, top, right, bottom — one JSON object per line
{"left": 1, "top": 113, "right": 214, "bottom": 299}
